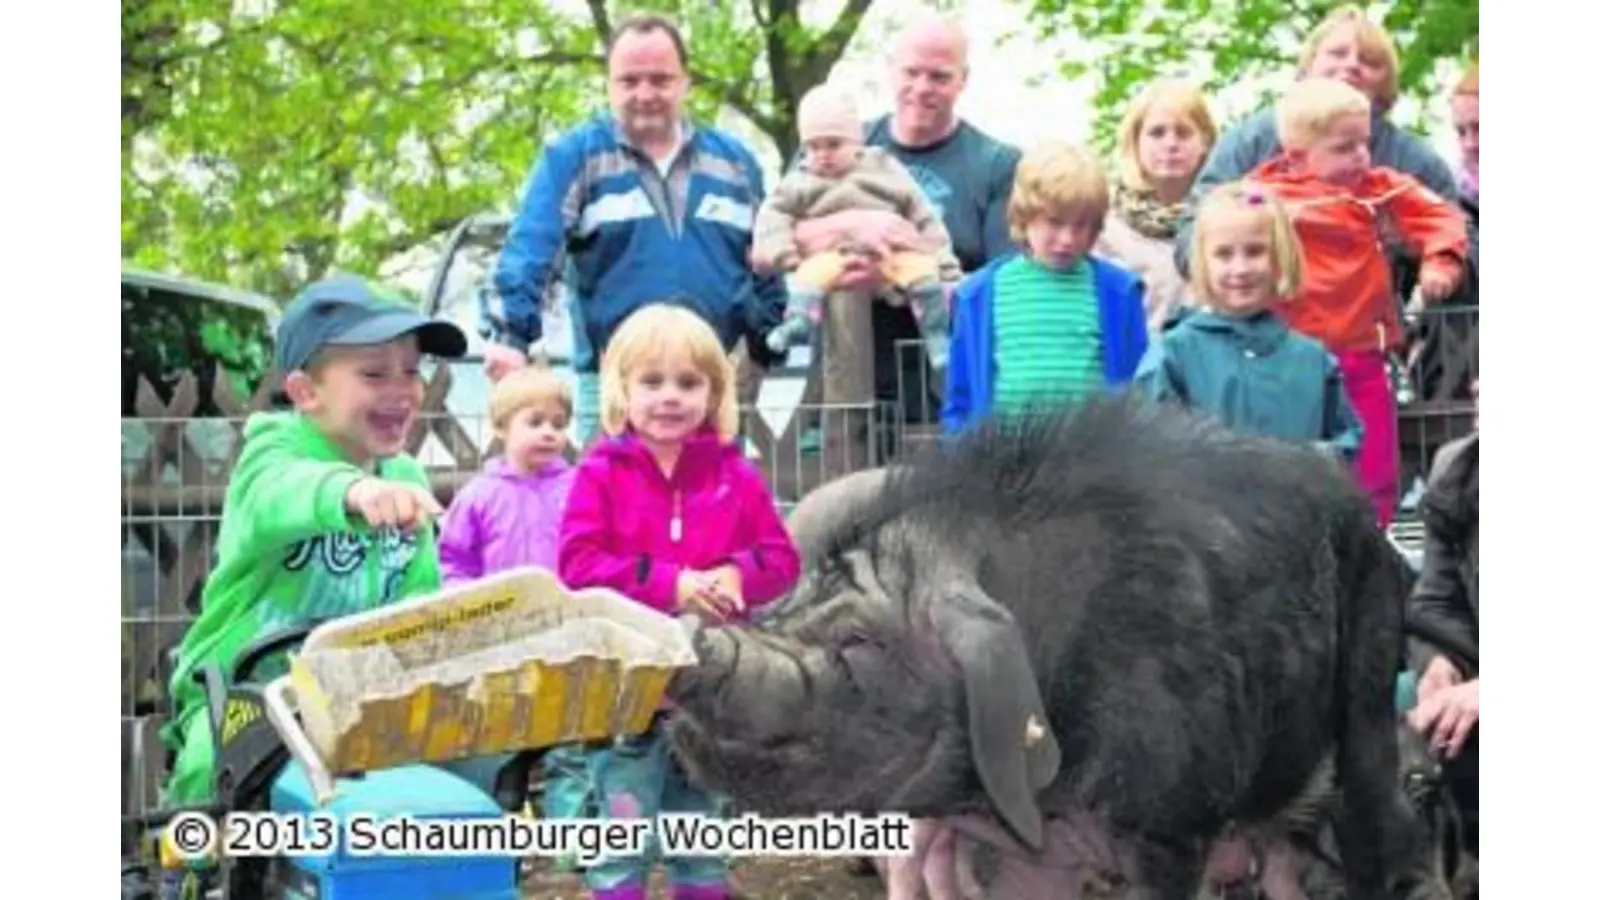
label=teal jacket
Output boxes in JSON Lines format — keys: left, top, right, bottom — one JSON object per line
{"left": 1134, "top": 308, "right": 1363, "bottom": 461}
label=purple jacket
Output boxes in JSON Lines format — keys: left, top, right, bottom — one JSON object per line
{"left": 558, "top": 425, "right": 800, "bottom": 616}
{"left": 437, "top": 456, "right": 576, "bottom": 585}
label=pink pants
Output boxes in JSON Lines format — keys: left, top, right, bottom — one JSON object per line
{"left": 1335, "top": 349, "right": 1398, "bottom": 528}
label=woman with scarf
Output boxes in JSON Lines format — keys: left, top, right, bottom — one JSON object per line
{"left": 1096, "top": 79, "right": 1218, "bottom": 333}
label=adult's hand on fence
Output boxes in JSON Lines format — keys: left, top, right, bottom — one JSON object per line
{"left": 483, "top": 344, "right": 528, "bottom": 382}
{"left": 345, "top": 478, "right": 443, "bottom": 532}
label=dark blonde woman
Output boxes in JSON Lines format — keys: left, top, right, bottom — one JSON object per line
{"left": 1096, "top": 79, "right": 1217, "bottom": 332}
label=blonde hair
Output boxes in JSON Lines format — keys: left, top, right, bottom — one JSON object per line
{"left": 489, "top": 365, "right": 573, "bottom": 430}
{"left": 1187, "top": 182, "right": 1305, "bottom": 306}
{"left": 598, "top": 304, "right": 740, "bottom": 442}
{"left": 1115, "top": 80, "right": 1218, "bottom": 190}
{"left": 1296, "top": 4, "right": 1400, "bottom": 110}
{"left": 1455, "top": 61, "right": 1477, "bottom": 97}
{"left": 1007, "top": 141, "right": 1110, "bottom": 243}
{"left": 1276, "top": 77, "right": 1371, "bottom": 151}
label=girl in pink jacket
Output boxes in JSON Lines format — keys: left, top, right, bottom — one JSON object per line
{"left": 558, "top": 303, "right": 800, "bottom": 900}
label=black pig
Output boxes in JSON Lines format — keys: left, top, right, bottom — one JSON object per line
{"left": 666, "top": 398, "right": 1426, "bottom": 899}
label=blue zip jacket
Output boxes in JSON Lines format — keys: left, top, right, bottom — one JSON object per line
{"left": 485, "top": 115, "right": 787, "bottom": 370}
{"left": 1132, "top": 307, "right": 1363, "bottom": 461}
{"left": 941, "top": 254, "right": 1149, "bottom": 435}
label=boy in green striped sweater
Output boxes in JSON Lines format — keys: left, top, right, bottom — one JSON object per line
{"left": 942, "top": 141, "right": 1149, "bottom": 434}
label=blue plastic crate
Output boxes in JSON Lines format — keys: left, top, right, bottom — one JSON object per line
{"left": 270, "top": 761, "right": 521, "bottom": 900}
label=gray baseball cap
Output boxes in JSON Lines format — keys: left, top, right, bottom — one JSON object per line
{"left": 273, "top": 274, "right": 467, "bottom": 373}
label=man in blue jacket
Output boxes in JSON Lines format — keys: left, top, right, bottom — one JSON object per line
{"left": 482, "top": 13, "right": 787, "bottom": 433}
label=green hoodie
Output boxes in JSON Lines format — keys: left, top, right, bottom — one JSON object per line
{"left": 160, "top": 411, "right": 441, "bottom": 805}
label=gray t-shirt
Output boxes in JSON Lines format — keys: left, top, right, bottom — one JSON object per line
{"left": 864, "top": 116, "right": 1020, "bottom": 273}
{"left": 863, "top": 117, "right": 1021, "bottom": 412}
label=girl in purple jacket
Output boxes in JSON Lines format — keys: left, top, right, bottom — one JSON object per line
{"left": 559, "top": 303, "right": 801, "bottom": 900}
{"left": 437, "top": 365, "right": 577, "bottom": 583}
{"left": 434, "top": 365, "right": 583, "bottom": 834}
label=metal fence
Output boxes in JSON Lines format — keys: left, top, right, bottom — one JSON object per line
{"left": 119, "top": 395, "right": 903, "bottom": 852}
{"left": 119, "top": 304, "right": 1477, "bottom": 852}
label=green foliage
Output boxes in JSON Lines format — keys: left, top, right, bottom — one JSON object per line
{"left": 122, "top": 287, "right": 275, "bottom": 411}
{"left": 1024, "top": 0, "right": 1477, "bottom": 156}
{"left": 122, "top": 0, "right": 880, "bottom": 298}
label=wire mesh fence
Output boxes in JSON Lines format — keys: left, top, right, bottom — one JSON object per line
{"left": 119, "top": 304, "right": 1476, "bottom": 852}
{"left": 118, "top": 393, "right": 903, "bottom": 851}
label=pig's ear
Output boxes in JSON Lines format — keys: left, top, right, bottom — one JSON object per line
{"left": 931, "top": 579, "right": 1061, "bottom": 851}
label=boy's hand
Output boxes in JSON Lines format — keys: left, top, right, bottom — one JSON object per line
{"left": 1418, "top": 264, "right": 1460, "bottom": 302}
{"left": 344, "top": 478, "right": 443, "bottom": 531}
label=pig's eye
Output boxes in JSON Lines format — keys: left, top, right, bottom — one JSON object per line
{"left": 835, "top": 624, "right": 879, "bottom": 649}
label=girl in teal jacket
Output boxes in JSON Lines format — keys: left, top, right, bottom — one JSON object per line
{"left": 1135, "top": 184, "right": 1363, "bottom": 461}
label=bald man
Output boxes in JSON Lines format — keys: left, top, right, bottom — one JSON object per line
{"left": 794, "top": 16, "right": 1019, "bottom": 433}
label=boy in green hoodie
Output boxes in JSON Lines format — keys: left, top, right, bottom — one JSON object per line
{"left": 159, "top": 274, "right": 467, "bottom": 815}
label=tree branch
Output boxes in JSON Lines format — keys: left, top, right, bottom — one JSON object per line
{"left": 523, "top": 50, "right": 605, "bottom": 68}
{"left": 585, "top": 0, "right": 612, "bottom": 44}
{"left": 370, "top": 215, "right": 471, "bottom": 261}
{"left": 691, "top": 69, "right": 781, "bottom": 136}
{"left": 811, "top": 0, "right": 875, "bottom": 68}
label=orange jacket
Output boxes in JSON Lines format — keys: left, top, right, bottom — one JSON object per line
{"left": 1247, "top": 157, "right": 1469, "bottom": 354}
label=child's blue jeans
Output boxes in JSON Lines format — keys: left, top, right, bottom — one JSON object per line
{"left": 582, "top": 715, "right": 730, "bottom": 900}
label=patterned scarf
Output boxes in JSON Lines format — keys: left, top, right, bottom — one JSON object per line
{"left": 1111, "top": 178, "right": 1187, "bottom": 240}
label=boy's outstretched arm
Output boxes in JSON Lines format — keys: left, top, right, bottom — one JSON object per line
{"left": 1380, "top": 171, "right": 1470, "bottom": 299}
{"left": 223, "top": 429, "right": 370, "bottom": 554}
{"left": 374, "top": 456, "right": 445, "bottom": 597}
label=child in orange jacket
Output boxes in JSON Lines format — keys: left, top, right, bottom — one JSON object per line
{"left": 1245, "top": 77, "right": 1468, "bottom": 527}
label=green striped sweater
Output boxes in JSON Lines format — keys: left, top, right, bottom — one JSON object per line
{"left": 991, "top": 255, "right": 1104, "bottom": 414}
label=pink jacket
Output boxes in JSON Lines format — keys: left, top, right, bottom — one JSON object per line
{"left": 558, "top": 425, "right": 800, "bottom": 616}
